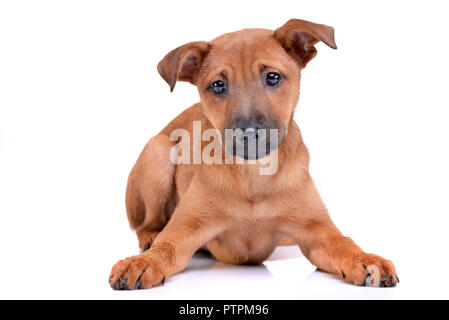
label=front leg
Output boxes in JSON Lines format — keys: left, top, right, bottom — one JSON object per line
{"left": 109, "top": 189, "right": 225, "bottom": 290}
{"left": 282, "top": 183, "right": 399, "bottom": 287}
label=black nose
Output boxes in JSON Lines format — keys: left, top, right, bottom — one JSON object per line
{"left": 225, "top": 114, "right": 280, "bottom": 160}
{"left": 240, "top": 125, "right": 263, "bottom": 140}
{"left": 229, "top": 117, "right": 264, "bottom": 138}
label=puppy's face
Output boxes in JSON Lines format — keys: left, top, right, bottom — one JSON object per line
{"left": 158, "top": 19, "right": 336, "bottom": 159}
{"left": 197, "top": 30, "right": 299, "bottom": 159}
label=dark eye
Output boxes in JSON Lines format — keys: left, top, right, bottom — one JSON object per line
{"left": 210, "top": 80, "right": 227, "bottom": 96}
{"left": 265, "top": 72, "right": 282, "bottom": 87}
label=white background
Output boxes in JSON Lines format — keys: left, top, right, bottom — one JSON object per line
{"left": 1, "top": 0, "right": 448, "bottom": 299}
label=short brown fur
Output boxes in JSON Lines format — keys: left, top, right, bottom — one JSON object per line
{"left": 109, "top": 19, "right": 397, "bottom": 290}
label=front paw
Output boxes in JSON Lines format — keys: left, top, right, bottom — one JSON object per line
{"left": 340, "top": 253, "right": 399, "bottom": 287}
{"left": 109, "top": 255, "right": 165, "bottom": 290}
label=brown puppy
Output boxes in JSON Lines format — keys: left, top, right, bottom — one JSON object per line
{"left": 109, "top": 18, "right": 398, "bottom": 290}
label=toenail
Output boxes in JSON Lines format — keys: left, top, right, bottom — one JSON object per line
{"left": 112, "top": 279, "right": 120, "bottom": 289}
{"left": 389, "top": 275, "right": 397, "bottom": 287}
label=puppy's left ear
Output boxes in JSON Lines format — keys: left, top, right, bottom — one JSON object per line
{"left": 157, "top": 41, "right": 211, "bottom": 92}
{"left": 274, "top": 19, "right": 337, "bottom": 68}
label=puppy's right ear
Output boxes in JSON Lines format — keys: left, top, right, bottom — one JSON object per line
{"left": 157, "top": 41, "right": 211, "bottom": 92}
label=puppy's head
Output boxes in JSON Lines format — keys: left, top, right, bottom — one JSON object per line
{"left": 158, "top": 19, "right": 336, "bottom": 159}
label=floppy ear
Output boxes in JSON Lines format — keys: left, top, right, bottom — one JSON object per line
{"left": 274, "top": 19, "right": 337, "bottom": 68}
{"left": 157, "top": 41, "right": 211, "bottom": 92}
